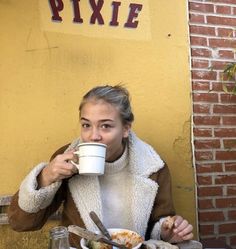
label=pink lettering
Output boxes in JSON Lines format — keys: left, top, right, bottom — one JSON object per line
{"left": 90, "top": 0, "right": 104, "bottom": 25}
{"left": 124, "top": 3, "right": 142, "bottom": 28}
{"left": 48, "top": 1, "right": 143, "bottom": 29}
{"left": 71, "top": 0, "right": 83, "bottom": 23}
{"left": 49, "top": 0, "right": 64, "bottom": 21}
{"left": 110, "top": 1, "right": 121, "bottom": 26}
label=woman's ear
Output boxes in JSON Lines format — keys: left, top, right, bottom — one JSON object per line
{"left": 123, "top": 123, "right": 131, "bottom": 138}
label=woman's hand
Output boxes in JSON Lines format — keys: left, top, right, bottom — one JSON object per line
{"left": 37, "top": 150, "right": 78, "bottom": 188}
{"left": 160, "top": 215, "right": 193, "bottom": 243}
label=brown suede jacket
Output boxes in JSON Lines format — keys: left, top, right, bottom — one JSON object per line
{"left": 8, "top": 134, "right": 176, "bottom": 248}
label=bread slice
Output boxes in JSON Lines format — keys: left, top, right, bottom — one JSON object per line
{"left": 163, "top": 216, "right": 175, "bottom": 230}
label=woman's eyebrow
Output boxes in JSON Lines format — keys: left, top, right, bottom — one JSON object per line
{"left": 80, "top": 117, "right": 90, "bottom": 122}
{"left": 80, "top": 117, "right": 115, "bottom": 123}
{"left": 100, "top": 119, "right": 115, "bottom": 122}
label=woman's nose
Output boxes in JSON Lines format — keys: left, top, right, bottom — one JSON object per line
{"left": 90, "top": 129, "right": 102, "bottom": 142}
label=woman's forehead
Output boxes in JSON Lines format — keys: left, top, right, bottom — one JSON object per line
{"left": 80, "top": 100, "right": 120, "bottom": 120}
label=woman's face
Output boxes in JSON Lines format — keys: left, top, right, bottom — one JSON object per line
{"left": 80, "top": 100, "right": 130, "bottom": 162}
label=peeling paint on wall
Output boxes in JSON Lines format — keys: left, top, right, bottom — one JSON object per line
{"left": 173, "top": 119, "right": 193, "bottom": 167}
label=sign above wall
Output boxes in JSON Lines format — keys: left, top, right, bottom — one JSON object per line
{"left": 39, "top": 0, "right": 151, "bottom": 40}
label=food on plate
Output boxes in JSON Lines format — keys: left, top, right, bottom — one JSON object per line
{"left": 111, "top": 230, "right": 143, "bottom": 248}
{"left": 163, "top": 216, "right": 175, "bottom": 230}
{"left": 86, "top": 229, "right": 143, "bottom": 249}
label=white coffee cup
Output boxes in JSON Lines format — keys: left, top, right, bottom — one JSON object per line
{"left": 71, "top": 142, "right": 107, "bottom": 176}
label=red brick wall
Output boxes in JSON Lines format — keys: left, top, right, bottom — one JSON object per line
{"left": 189, "top": 1, "right": 236, "bottom": 248}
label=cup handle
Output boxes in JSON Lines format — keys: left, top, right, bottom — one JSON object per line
{"left": 70, "top": 151, "right": 79, "bottom": 168}
{"left": 70, "top": 160, "right": 79, "bottom": 168}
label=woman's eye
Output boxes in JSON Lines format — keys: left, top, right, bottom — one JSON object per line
{"left": 101, "top": 124, "right": 112, "bottom": 129}
{"left": 81, "top": 123, "right": 90, "bottom": 128}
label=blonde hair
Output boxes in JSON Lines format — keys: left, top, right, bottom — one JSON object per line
{"left": 79, "top": 85, "right": 134, "bottom": 125}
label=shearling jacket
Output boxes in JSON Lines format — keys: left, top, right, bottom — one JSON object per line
{"left": 8, "top": 132, "right": 175, "bottom": 248}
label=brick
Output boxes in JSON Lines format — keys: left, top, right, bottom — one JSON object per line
{"left": 225, "top": 163, "right": 236, "bottom": 172}
{"left": 216, "top": 198, "right": 236, "bottom": 208}
{"left": 224, "top": 139, "right": 236, "bottom": 149}
{"left": 199, "top": 211, "right": 225, "bottom": 222}
{"left": 223, "top": 84, "right": 236, "bottom": 94}
{"left": 221, "top": 94, "right": 236, "bottom": 103}
{"left": 190, "top": 26, "right": 215, "bottom": 36}
{"left": 193, "top": 93, "right": 218, "bottom": 102}
{"left": 199, "top": 224, "right": 214, "bottom": 235}
{"left": 234, "top": 7, "right": 236, "bottom": 15}
{"left": 201, "top": 238, "right": 228, "bottom": 245}
{"left": 194, "top": 116, "right": 221, "bottom": 126}
{"left": 217, "top": 28, "right": 234, "bottom": 38}
{"left": 211, "top": 82, "right": 223, "bottom": 92}
{"left": 211, "top": 60, "right": 229, "bottom": 70}
{"left": 210, "top": 0, "right": 236, "bottom": 3}
{"left": 215, "top": 174, "right": 236, "bottom": 184}
{"left": 195, "top": 151, "right": 213, "bottom": 161}
{"left": 212, "top": 82, "right": 236, "bottom": 92}
{"left": 207, "top": 16, "right": 236, "bottom": 27}
{"left": 192, "top": 82, "right": 210, "bottom": 91}
{"left": 189, "top": 2, "right": 214, "bottom": 13}
{"left": 212, "top": 0, "right": 236, "bottom": 3}
{"left": 192, "top": 70, "right": 217, "bottom": 80}
{"left": 196, "top": 163, "right": 223, "bottom": 173}
{"left": 193, "top": 104, "right": 210, "bottom": 114}
{"left": 222, "top": 117, "right": 236, "bottom": 125}
{"left": 198, "top": 186, "right": 223, "bottom": 197}
{"left": 228, "top": 186, "right": 236, "bottom": 195}
{"left": 215, "top": 6, "right": 232, "bottom": 15}
{"left": 190, "top": 36, "right": 208, "bottom": 46}
{"left": 218, "top": 50, "right": 235, "bottom": 59}
{"left": 214, "top": 128, "right": 236, "bottom": 137}
{"left": 220, "top": 71, "right": 236, "bottom": 82}
{"left": 216, "top": 151, "right": 236, "bottom": 160}
{"left": 189, "top": 14, "right": 205, "bottom": 24}
{"left": 198, "top": 199, "right": 214, "bottom": 209}
{"left": 195, "top": 139, "right": 221, "bottom": 149}
{"left": 228, "top": 210, "right": 236, "bottom": 219}
{"left": 231, "top": 235, "right": 236, "bottom": 246}
{"left": 197, "top": 175, "right": 213, "bottom": 185}
{"left": 209, "top": 38, "right": 236, "bottom": 48}
{"left": 219, "top": 223, "right": 236, "bottom": 234}
{"left": 193, "top": 128, "right": 212, "bottom": 137}
{"left": 192, "top": 59, "right": 209, "bottom": 68}
{"left": 191, "top": 48, "right": 212, "bottom": 58}
{"left": 213, "top": 105, "right": 236, "bottom": 114}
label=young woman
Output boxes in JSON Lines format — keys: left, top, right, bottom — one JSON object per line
{"left": 8, "top": 85, "right": 193, "bottom": 248}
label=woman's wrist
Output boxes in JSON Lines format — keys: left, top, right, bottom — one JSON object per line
{"left": 37, "top": 167, "right": 53, "bottom": 188}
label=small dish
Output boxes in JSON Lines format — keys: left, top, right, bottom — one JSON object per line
{"left": 80, "top": 228, "right": 143, "bottom": 249}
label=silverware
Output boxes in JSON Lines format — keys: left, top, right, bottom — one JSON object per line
{"left": 89, "top": 211, "right": 112, "bottom": 240}
{"left": 68, "top": 225, "right": 128, "bottom": 249}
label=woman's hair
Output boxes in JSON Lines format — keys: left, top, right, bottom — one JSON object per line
{"left": 79, "top": 85, "right": 134, "bottom": 124}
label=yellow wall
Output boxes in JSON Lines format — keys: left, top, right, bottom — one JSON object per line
{"left": 0, "top": 0, "right": 196, "bottom": 247}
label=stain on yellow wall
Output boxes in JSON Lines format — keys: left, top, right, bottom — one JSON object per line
{"left": 0, "top": 0, "right": 196, "bottom": 247}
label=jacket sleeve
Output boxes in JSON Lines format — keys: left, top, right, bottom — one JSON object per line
{"left": 145, "top": 164, "right": 176, "bottom": 240}
{"left": 8, "top": 144, "right": 71, "bottom": 231}
{"left": 8, "top": 163, "right": 66, "bottom": 231}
